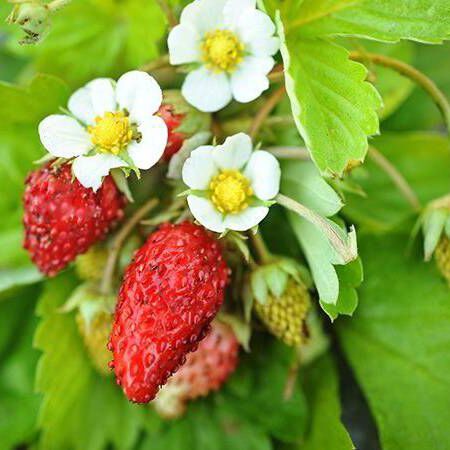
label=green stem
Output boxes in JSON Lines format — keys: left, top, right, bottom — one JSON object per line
{"left": 248, "top": 232, "right": 272, "bottom": 264}
{"left": 276, "top": 193, "right": 357, "bottom": 264}
{"left": 140, "top": 54, "right": 171, "bottom": 73}
{"left": 47, "top": 0, "right": 71, "bottom": 12}
{"left": 155, "top": 0, "right": 177, "bottom": 28}
{"left": 368, "top": 146, "right": 421, "bottom": 211}
{"left": 267, "top": 146, "right": 310, "bottom": 160}
{"left": 100, "top": 198, "right": 159, "bottom": 295}
{"left": 350, "top": 51, "right": 450, "bottom": 135}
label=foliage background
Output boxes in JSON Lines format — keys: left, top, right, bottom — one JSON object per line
{"left": 0, "top": 1, "right": 449, "bottom": 449}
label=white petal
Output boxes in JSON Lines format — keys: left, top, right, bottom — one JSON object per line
{"left": 231, "top": 56, "right": 274, "bottom": 103}
{"left": 244, "top": 150, "right": 281, "bottom": 200}
{"left": 247, "top": 36, "right": 280, "bottom": 57}
{"left": 180, "top": 0, "right": 226, "bottom": 33}
{"left": 68, "top": 78, "right": 116, "bottom": 125}
{"left": 213, "top": 133, "right": 252, "bottom": 170}
{"left": 168, "top": 24, "right": 201, "bottom": 65}
{"left": 237, "top": 9, "right": 277, "bottom": 44}
{"left": 72, "top": 154, "right": 125, "bottom": 191}
{"left": 182, "top": 67, "right": 232, "bottom": 112}
{"left": 38, "top": 115, "right": 92, "bottom": 158}
{"left": 127, "top": 116, "right": 168, "bottom": 170}
{"left": 116, "top": 71, "right": 163, "bottom": 122}
{"left": 182, "top": 146, "right": 218, "bottom": 189}
{"left": 224, "top": 206, "right": 269, "bottom": 231}
{"left": 187, "top": 195, "right": 226, "bottom": 233}
{"left": 223, "top": 0, "right": 256, "bottom": 29}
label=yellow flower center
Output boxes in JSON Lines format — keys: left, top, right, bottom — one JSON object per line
{"left": 88, "top": 111, "right": 133, "bottom": 155}
{"left": 202, "top": 29, "right": 245, "bottom": 73}
{"left": 210, "top": 170, "right": 253, "bottom": 214}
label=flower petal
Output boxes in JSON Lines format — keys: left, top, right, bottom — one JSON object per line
{"left": 116, "top": 71, "right": 163, "bottom": 122}
{"left": 38, "top": 115, "right": 92, "bottom": 158}
{"left": 182, "top": 146, "right": 218, "bottom": 189}
{"left": 230, "top": 56, "right": 274, "bottom": 103}
{"left": 237, "top": 9, "right": 277, "bottom": 43}
{"left": 244, "top": 150, "right": 281, "bottom": 200}
{"left": 127, "top": 116, "right": 168, "bottom": 170}
{"left": 187, "top": 195, "right": 226, "bottom": 233}
{"left": 223, "top": 0, "right": 256, "bottom": 29}
{"left": 182, "top": 67, "right": 232, "bottom": 112}
{"left": 72, "top": 154, "right": 125, "bottom": 191}
{"left": 213, "top": 133, "right": 252, "bottom": 170}
{"left": 180, "top": 0, "right": 226, "bottom": 33}
{"left": 68, "top": 78, "right": 116, "bottom": 125}
{"left": 168, "top": 24, "right": 201, "bottom": 65}
{"left": 223, "top": 206, "right": 269, "bottom": 231}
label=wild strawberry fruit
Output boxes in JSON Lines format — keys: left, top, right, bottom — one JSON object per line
{"left": 435, "top": 236, "right": 450, "bottom": 284}
{"left": 110, "top": 222, "right": 229, "bottom": 403}
{"left": 255, "top": 279, "right": 311, "bottom": 347}
{"left": 158, "top": 90, "right": 211, "bottom": 161}
{"left": 23, "top": 163, "right": 126, "bottom": 276}
{"left": 154, "top": 321, "right": 239, "bottom": 419}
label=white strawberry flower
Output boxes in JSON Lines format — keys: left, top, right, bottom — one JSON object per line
{"left": 38, "top": 71, "right": 168, "bottom": 191}
{"left": 182, "top": 133, "right": 280, "bottom": 233}
{"left": 168, "top": 0, "right": 279, "bottom": 113}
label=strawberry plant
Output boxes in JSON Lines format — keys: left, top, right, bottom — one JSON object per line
{"left": 0, "top": 1, "right": 449, "bottom": 449}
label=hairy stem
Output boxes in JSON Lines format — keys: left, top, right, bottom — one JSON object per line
{"left": 248, "top": 85, "right": 286, "bottom": 139}
{"left": 100, "top": 198, "right": 159, "bottom": 295}
{"left": 276, "top": 193, "right": 357, "bottom": 264}
{"left": 140, "top": 54, "right": 171, "bottom": 73}
{"left": 368, "top": 146, "right": 421, "bottom": 211}
{"left": 350, "top": 51, "right": 450, "bottom": 134}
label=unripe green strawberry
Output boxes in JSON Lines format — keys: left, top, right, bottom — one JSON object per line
{"left": 76, "top": 310, "right": 113, "bottom": 376}
{"left": 435, "top": 236, "right": 450, "bottom": 284}
{"left": 75, "top": 246, "right": 108, "bottom": 281}
{"left": 255, "top": 279, "right": 311, "bottom": 347}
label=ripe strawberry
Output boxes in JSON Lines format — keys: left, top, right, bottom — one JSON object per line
{"left": 158, "top": 90, "right": 211, "bottom": 161}
{"left": 435, "top": 236, "right": 450, "bottom": 284}
{"left": 110, "top": 222, "right": 229, "bottom": 403}
{"left": 154, "top": 321, "right": 239, "bottom": 419}
{"left": 255, "top": 279, "right": 311, "bottom": 347}
{"left": 23, "top": 163, "right": 126, "bottom": 276}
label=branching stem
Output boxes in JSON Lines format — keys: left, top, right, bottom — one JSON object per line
{"left": 350, "top": 51, "right": 450, "bottom": 134}
{"left": 248, "top": 232, "right": 272, "bottom": 264}
{"left": 100, "top": 198, "right": 159, "bottom": 295}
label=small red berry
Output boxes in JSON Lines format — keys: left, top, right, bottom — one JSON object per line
{"left": 110, "top": 222, "right": 229, "bottom": 403}
{"left": 158, "top": 104, "right": 186, "bottom": 161}
{"left": 23, "top": 163, "right": 126, "bottom": 276}
{"left": 154, "top": 321, "right": 239, "bottom": 418}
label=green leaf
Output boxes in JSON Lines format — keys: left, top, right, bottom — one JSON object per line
{"left": 7, "top": 0, "right": 167, "bottom": 86}
{"left": 300, "top": 355, "right": 354, "bottom": 450}
{"left": 0, "top": 267, "right": 43, "bottom": 299}
{"left": 277, "top": 17, "right": 382, "bottom": 176}
{"left": 282, "top": 0, "right": 450, "bottom": 44}
{"left": 343, "top": 133, "right": 450, "bottom": 232}
{"left": 338, "top": 233, "right": 450, "bottom": 450}
{"left": 34, "top": 275, "right": 143, "bottom": 450}
{"left": 0, "top": 287, "right": 41, "bottom": 450}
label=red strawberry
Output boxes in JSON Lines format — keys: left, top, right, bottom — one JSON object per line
{"left": 110, "top": 222, "right": 229, "bottom": 403}
{"left": 154, "top": 321, "right": 239, "bottom": 418}
{"left": 158, "top": 103, "right": 186, "bottom": 161}
{"left": 158, "top": 90, "right": 211, "bottom": 162}
{"left": 23, "top": 163, "right": 126, "bottom": 276}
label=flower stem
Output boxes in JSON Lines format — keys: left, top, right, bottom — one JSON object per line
{"left": 368, "top": 146, "right": 421, "bottom": 212}
{"left": 350, "top": 51, "right": 450, "bottom": 135}
{"left": 248, "top": 232, "right": 272, "bottom": 264}
{"left": 248, "top": 85, "right": 286, "bottom": 139}
{"left": 140, "top": 54, "right": 171, "bottom": 73}
{"left": 267, "top": 146, "right": 310, "bottom": 160}
{"left": 276, "top": 193, "right": 357, "bottom": 264}
{"left": 155, "top": 0, "right": 178, "bottom": 28}
{"left": 100, "top": 198, "right": 159, "bottom": 295}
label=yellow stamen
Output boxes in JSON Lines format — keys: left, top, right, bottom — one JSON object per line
{"left": 88, "top": 111, "right": 133, "bottom": 155}
{"left": 202, "top": 29, "right": 245, "bottom": 73}
{"left": 210, "top": 170, "right": 253, "bottom": 214}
